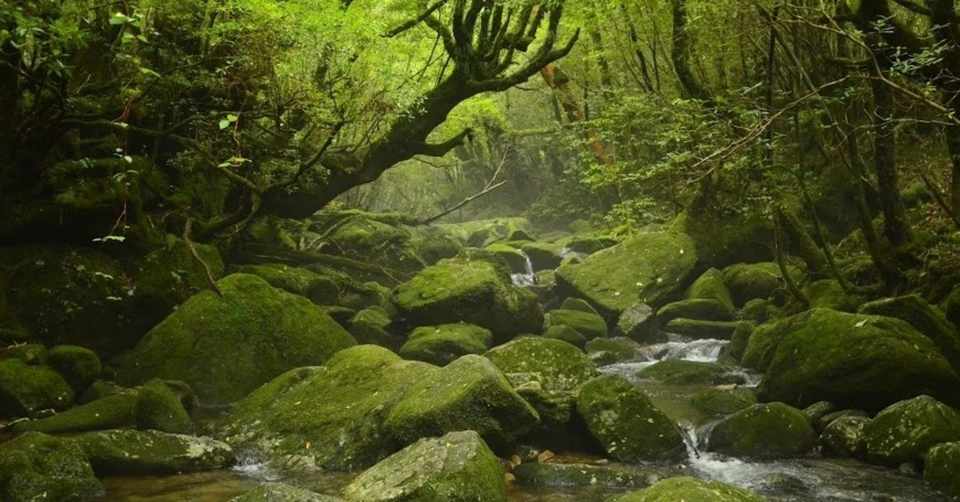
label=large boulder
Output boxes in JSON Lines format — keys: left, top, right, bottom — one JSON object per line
{"left": 545, "top": 309, "right": 608, "bottom": 340}
{"left": 74, "top": 429, "right": 234, "bottom": 475}
{"left": 612, "top": 476, "right": 764, "bottom": 502}
{"left": 705, "top": 402, "right": 817, "bottom": 459}
{"left": 118, "top": 274, "right": 356, "bottom": 404}
{"left": 859, "top": 295, "right": 960, "bottom": 371}
{"left": 342, "top": 430, "right": 506, "bottom": 502}
{"left": 685, "top": 268, "right": 734, "bottom": 312}
{"left": 383, "top": 355, "right": 540, "bottom": 449}
{"left": 657, "top": 299, "right": 734, "bottom": 324}
{"left": 720, "top": 262, "right": 793, "bottom": 307}
{"left": 863, "top": 395, "right": 960, "bottom": 466}
{"left": 820, "top": 416, "right": 869, "bottom": 458}
{"left": 748, "top": 308, "right": 960, "bottom": 410}
{"left": 485, "top": 337, "right": 598, "bottom": 392}
{"left": 348, "top": 307, "right": 398, "bottom": 348}
{"left": 0, "top": 358, "right": 74, "bottom": 417}
{"left": 556, "top": 232, "right": 698, "bottom": 318}
{"left": 925, "top": 441, "right": 960, "bottom": 499}
{"left": 47, "top": 345, "right": 101, "bottom": 392}
{"left": 0, "top": 432, "right": 104, "bottom": 502}
{"left": 391, "top": 258, "right": 543, "bottom": 340}
{"left": 399, "top": 323, "right": 494, "bottom": 366}
{"left": 576, "top": 375, "right": 685, "bottom": 462}
{"left": 233, "top": 263, "right": 339, "bottom": 304}
{"left": 134, "top": 236, "right": 225, "bottom": 323}
{"left": 691, "top": 388, "right": 757, "bottom": 417}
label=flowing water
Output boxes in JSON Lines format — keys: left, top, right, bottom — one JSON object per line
{"left": 510, "top": 251, "right": 537, "bottom": 287}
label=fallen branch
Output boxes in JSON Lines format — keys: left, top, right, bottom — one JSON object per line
{"left": 418, "top": 180, "right": 508, "bottom": 225}
{"left": 921, "top": 173, "right": 960, "bottom": 229}
{"left": 184, "top": 218, "right": 223, "bottom": 297}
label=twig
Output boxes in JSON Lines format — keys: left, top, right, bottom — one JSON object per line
{"left": 920, "top": 173, "right": 960, "bottom": 229}
{"left": 384, "top": 0, "right": 450, "bottom": 38}
{"left": 417, "top": 181, "right": 507, "bottom": 224}
{"left": 184, "top": 218, "right": 223, "bottom": 297}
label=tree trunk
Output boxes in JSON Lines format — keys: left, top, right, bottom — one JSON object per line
{"left": 869, "top": 73, "right": 912, "bottom": 247}
{"left": 540, "top": 64, "right": 612, "bottom": 165}
{"left": 670, "top": 0, "right": 709, "bottom": 100}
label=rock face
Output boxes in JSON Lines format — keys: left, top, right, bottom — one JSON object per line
{"left": 0, "top": 432, "right": 104, "bottom": 502}
{"left": 485, "top": 337, "right": 598, "bottom": 392}
{"left": 613, "top": 476, "right": 764, "bottom": 502}
{"left": 118, "top": 273, "right": 356, "bottom": 404}
{"left": 556, "top": 231, "right": 698, "bottom": 317}
{"left": 0, "top": 358, "right": 74, "bottom": 417}
{"left": 544, "top": 309, "right": 608, "bottom": 340}
{"left": 74, "top": 429, "right": 235, "bottom": 474}
{"left": 391, "top": 258, "right": 543, "bottom": 340}
{"left": 748, "top": 309, "right": 960, "bottom": 410}
{"left": 820, "top": 416, "right": 869, "bottom": 458}
{"left": 924, "top": 441, "right": 960, "bottom": 499}
{"left": 705, "top": 403, "right": 817, "bottom": 459}
{"left": 342, "top": 431, "right": 506, "bottom": 502}
{"left": 576, "top": 375, "right": 685, "bottom": 462}
{"left": 859, "top": 294, "right": 960, "bottom": 371}
{"left": 863, "top": 395, "right": 960, "bottom": 466}
{"left": 399, "top": 323, "right": 493, "bottom": 366}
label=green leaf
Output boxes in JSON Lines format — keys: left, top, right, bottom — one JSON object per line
{"left": 219, "top": 119, "right": 231, "bottom": 130}
{"left": 109, "top": 12, "right": 131, "bottom": 25}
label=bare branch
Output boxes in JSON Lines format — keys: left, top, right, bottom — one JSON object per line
{"left": 384, "top": 0, "right": 450, "bottom": 38}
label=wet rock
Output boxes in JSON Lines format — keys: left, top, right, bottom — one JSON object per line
{"left": 118, "top": 274, "right": 356, "bottom": 404}
{"left": 657, "top": 299, "right": 734, "bottom": 324}
{"left": 391, "top": 258, "right": 543, "bottom": 341}
{"left": 817, "top": 409, "right": 869, "bottom": 432}
{"left": 691, "top": 387, "right": 757, "bottom": 417}
{"left": 802, "top": 401, "right": 836, "bottom": 424}
{"left": 556, "top": 232, "right": 698, "bottom": 318}
{"left": 0, "top": 358, "right": 74, "bottom": 417}
{"left": 859, "top": 294, "right": 960, "bottom": 371}
{"left": 485, "top": 337, "right": 598, "bottom": 392}
{"left": 612, "top": 476, "right": 764, "bottom": 502}
{"left": 47, "top": 345, "right": 101, "bottom": 392}
{"left": 577, "top": 375, "right": 686, "bottom": 462}
{"left": 820, "top": 416, "right": 869, "bottom": 458}
{"left": 515, "top": 241, "right": 563, "bottom": 270}
{"left": 749, "top": 309, "right": 960, "bottom": 410}
{"left": 543, "top": 325, "right": 587, "bottom": 349}
{"left": 924, "top": 441, "right": 960, "bottom": 499}
{"left": 342, "top": 430, "right": 506, "bottom": 502}
{"left": 662, "top": 319, "right": 742, "bottom": 340}
{"left": 545, "top": 308, "right": 608, "bottom": 340}
{"left": 685, "top": 268, "right": 734, "bottom": 312}
{"left": 231, "top": 483, "right": 344, "bottom": 502}
{"left": 0, "top": 432, "right": 103, "bottom": 502}
{"left": 863, "top": 395, "right": 960, "bottom": 466}
{"left": 512, "top": 461, "right": 669, "bottom": 490}
{"left": 348, "top": 307, "right": 397, "bottom": 348}
{"left": 399, "top": 323, "right": 493, "bottom": 366}
{"left": 617, "top": 302, "right": 660, "bottom": 343}
{"left": 637, "top": 360, "right": 739, "bottom": 386}
{"left": 484, "top": 243, "right": 529, "bottom": 274}
{"left": 77, "top": 380, "right": 127, "bottom": 404}
{"left": 74, "top": 429, "right": 234, "bottom": 474}
{"left": 705, "top": 402, "right": 817, "bottom": 459}
{"left": 720, "top": 322, "right": 754, "bottom": 363}
{"left": 720, "top": 262, "right": 795, "bottom": 307}
{"left": 585, "top": 337, "right": 642, "bottom": 365}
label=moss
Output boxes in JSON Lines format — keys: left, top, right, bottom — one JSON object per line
{"left": 13, "top": 391, "right": 138, "bottom": 433}
{"left": 118, "top": 273, "right": 356, "bottom": 404}
{"left": 720, "top": 262, "right": 796, "bottom": 307}
{"left": 616, "top": 302, "right": 659, "bottom": 342}
{"left": 384, "top": 355, "right": 540, "bottom": 450}
{"left": 514, "top": 241, "right": 563, "bottom": 270}
{"left": 755, "top": 309, "right": 960, "bottom": 411}
{"left": 234, "top": 263, "right": 338, "bottom": 304}
{"left": 738, "top": 298, "right": 779, "bottom": 323}
{"left": 545, "top": 309, "right": 608, "bottom": 340}
{"left": 663, "top": 319, "right": 742, "bottom": 340}
{"left": 0, "top": 432, "right": 104, "bottom": 502}
{"left": 562, "top": 235, "right": 619, "bottom": 255}
{"left": 705, "top": 402, "right": 817, "bottom": 459}
{"left": 0, "top": 359, "right": 74, "bottom": 417}
{"left": 221, "top": 346, "right": 439, "bottom": 471}
{"left": 576, "top": 375, "right": 685, "bottom": 462}
{"left": 135, "top": 235, "right": 224, "bottom": 321}
{"left": 484, "top": 243, "right": 529, "bottom": 273}
{"left": 78, "top": 380, "right": 127, "bottom": 404}
{"left": 135, "top": 379, "right": 194, "bottom": 434}
{"left": 859, "top": 294, "right": 960, "bottom": 371}
{"left": 348, "top": 307, "right": 397, "bottom": 348}
{"left": 512, "top": 461, "right": 663, "bottom": 490}
{"left": 543, "top": 325, "right": 587, "bottom": 349}
{"left": 691, "top": 388, "right": 757, "bottom": 417}
{"left": 613, "top": 476, "right": 764, "bottom": 502}
{"left": 439, "top": 217, "right": 532, "bottom": 248}
{"left": 342, "top": 430, "right": 506, "bottom": 502}
{"left": 47, "top": 345, "right": 101, "bottom": 392}
{"left": 391, "top": 258, "right": 543, "bottom": 340}
{"left": 232, "top": 483, "right": 344, "bottom": 502}
{"left": 658, "top": 299, "right": 734, "bottom": 324}
{"left": 584, "top": 337, "right": 641, "bottom": 364}
{"left": 637, "top": 360, "right": 732, "bottom": 386}
{"left": 1, "top": 344, "right": 47, "bottom": 365}
{"left": 560, "top": 297, "right": 600, "bottom": 315}
{"left": 685, "top": 268, "right": 734, "bottom": 311}
{"left": 820, "top": 416, "right": 869, "bottom": 458}
{"left": 399, "top": 323, "right": 493, "bottom": 366}
{"left": 863, "top": 395, "right": 960, "bottom": 466}
{"left": 804, "top": 279, "right": 863, "bottom": 312}
{"left": 485, "top": 337, "right": 598, "bottom": 392}
{"left": 721, "top": 322, "right": 754, "bottom": 364}
{"left": 943, "top": 287, "right": 960, "bottom": 327}
{"left": 556, "top": 231, "right": 698, "bottom": 317}
{"left": 74, "top": 429, "right": 234, "bottom": 475}
{"left": 924, "top": 441, "right": 960, "bottom": 499}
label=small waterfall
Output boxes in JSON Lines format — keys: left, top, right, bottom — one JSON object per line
{"left": 511, "top": 251, "right": 536, "bottom": 287}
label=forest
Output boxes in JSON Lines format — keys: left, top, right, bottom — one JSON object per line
{"left": 2, "top": 0, "right": 960, "bottom": 500}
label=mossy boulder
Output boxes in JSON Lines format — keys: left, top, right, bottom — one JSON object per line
{"left": 485, "top": 337, "right": 598, "bottom": 392}
{"left": 543, "top": 325, "right": 587, "bottom": 349}
{"left": 617, "top": 302, "right": 659, "bottom": 342}
{"left": 545, "top": 308, "right": 608, "bottom": 340}
{"left": 0, "top": 358, "right": 74, "bottom": 417}
{"left": 663, "top": 319, "right": 742, "bottom": 340}
{"left": 560, "top": 297, "right": 600, "bottom": 315}
{"left": 943, "top": 287, "right": 960, "bottom": 327}
{"left": 342, "top": 430, "right": 506, "bottom": 502}
{"left": 135, "top": 236, "right": 224, "bottom": 321}
{"left": 512, "top": 461, "right": 666, "bottom": 490}
{"left": 924, "top": 441, "right": 960, "bottom": 499}
{"left": 134, "top": 379, "right": 194, "bottom": 434}
{"left": 399, "top": 323, "right": 494, "bottom": 366}
{"left": 231, "top": 483, "right": 344, "bottom": 502}
{"left": 637, "top": 360, "right": 736, "bottom": 386}
{"left": 705, "top": 402, "right": 817, "bottom": 459}
{"left": 691, "top": 388, "right": 758, "bottom": 417}
{"left": 384, "top": 355, "right": 540, "bottom": 450}
{"left": 0, "top": 343, "right": 48, "bottom": 365}
{"left": 820, "top": 416, "right": 869, "bottom": 458}
{"left": 0, "top": 432, "right": 104, "bottom": 502}
{"left": 577, "top": 375, "right": 685, "bottom": 462}
{"left": 804, "top": 279, "right": 863, "bottom": 312}
{"left": 720, "top": 262, "right": 794, "bottom": 307}
{"left": 721, "top": 322, "right": 754, "bottom": 364}
{"left": 47, "top": 345, "right": 101, "bottom": 392}
{"left": 118, "top": 273, "right": 356, "bottom": 404}
{"left": 863, "top": 395, "right": 960, "bottom": 466}
{"left": 485, "top": 243, "right": 529, "bottom": 274}
{"left": 348, "top": 307, "right": 398, "bottom": 348}
{"left": 515, "top": 241, "right": 563, "bottom": 270}
{"left": 685, "top": 268, "right": 734, "bottom": 311}
{"left": 220, "top": 346, "right": 436, "bottom": 471}
{"left": 859, "top": 295, "right": 960, "bottom": 371}
{"left": 556, "top": 232, "right": 698, "bottom": 318}
{"left": 563, "top": 235, "right": 619, "bottom": 255}
{"left": 612, "top": 476, "right": 764, "bottom": 502}
{"left": 657, "top": 299, "right": 734, "bottom": 324}
{"left": 751, "top": 309, "right": 960, "bottom": 410}
{"left": 439, "top": 217, "right": 532, "bottom": 248}
{"left": 74, "top": 429, "right": 234, "bottom": 475}
{"left": 585, "top": 337, "right": 642, "bottom": 365}
{"left": 391, "top": 258, "right": 543, "bottom": 340}
{"left": 234, "top": 263, "right": 339, "bottom": 305}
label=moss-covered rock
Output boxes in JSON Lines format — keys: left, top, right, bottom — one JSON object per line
{"left": 924, "top": 441, "right": 960, "bottom": 499}
{"left": 556, "top": 232, "right": 698, "bottom": 318}
{"left": 0, "top": 358, "right": 74, "bottom": 417}
{"left": 738, "top": 298, "right": 780, "bottom": 324}
{"left": 691, "top": 388, "right": 758, "bottom": 417}
{"left": 563, "top": 235, "right": 619, "bottom": 255}
{"left": 134, "top": 379, "right": 194, "bottom": 434}
{"left": 220, "top": 346, "right": 436, "bottom": 471}
{"left": 485, "top": 337, "right": 598, "bottom": 392}
{"left": 802, "top": 401, "right": 837, "bottom": 423}
{"left": 234, "top": 263, "right": 339, "bottom": 305}
{"left": 1, "top": 343, "right": 47, "bottom": 365}
{"left": 751, "top": 309, "right": 960, "bottom": 410}
{"left": 231, "top": 483, "right": 344, "bottom": 502}
{"left": 399, "top": 323, "right": 493, "bottom": 366}
{"left": 118, "top": 273, "right": 356, "bottom": 404}
{"left": 0, "top": 432, "right": 103, "bottom": 502}
{"left": 543, "top": 325, "right": 587, "bottom": 349}
{"left": 816, "top": 409, "right": 869, "bottom": 432}
{"left": 545, "top": 308, "right": 608, "bottom": 340}
{"left": 485, "top": 243, "right": 529, "bottom": 274}
{"left": 685, "top": 268, "right": 734, "bottom": 311}
{"left": 135, "top": 236, "right": 224, "bottom": 322}
{"left": 342, "top": 430, "right": 506, "bottom": 502}
{"left": 617, "top": 302, "right": 660, "bottom": 342}
{"left": 348, "top": 307, "right": 398, "bottom": 348}
{"left": 721, "top": 322, "right": 754, "bottom": 364}
{"left": 512, "top": 461, "right": 667, "bottom": 490}
{"left": 47, "top": 345, "right": 101, "bottom": 392}
{"left": 863, "top": 395, "right": 960, "bottom": 466}
{"left": 515, "top": 241, "right": 563, "bottom": 270}
{"left": 637, "top": 360, "right": 736, "bottom": 386}
{"left": 859, "top": 295, "right": 960, "bottom": 372}
{"left": 720, "top": 262, "right": 794, "bottom": 307}
{"left": 585, "top": 337, "right": 642, "bottom": 365}
{"left": 391, "top": 258, "right": 543, "bottom": 340}
{"left": 663, "top": 319, "right": 742, "bottom": 340}
{"left": 705, "top": 402, "right": 817, "bottom": 459}
{"left": 74, "top": 429, "right": 234, "bottom": 475}
{"left": 804, "top": 279, "right": 863, "bottom": 312}
{"left": 384, "top": 355, "right": 540, "bottom": 450}
{"left": 943, "top": 287, "right": 960, "bottom": 327}
{"left": 612, "top": 476, "right": 764, "bottom": 502}
{"left": 820, "top": 416, "right": 869, "bottom": 458}
{"left": 560, "top": 297, "right": 600, "bottom": 315}
{"left": 657, "top": 299, "right": 734, "bottom": 324}
{"left": 576, "top": 375, "right": 685, "bottom": 462}
{"left": 439, "top": 217, "right": 532, "bottom": 248}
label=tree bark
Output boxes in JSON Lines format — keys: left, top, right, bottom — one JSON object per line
{"left": 869, "top": 71, "right": 912, "bottom": 247}
{"left": 671, "top": 0, "right": 709, "bottom": 100}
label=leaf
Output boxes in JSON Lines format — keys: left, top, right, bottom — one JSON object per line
{"left": 109, "top": 12, "right": 131, "bottom": 25}
{"left": 219, "top": 119, "right": 231, "bottom": 130}
{"left": 123, "top": 155, "right": 133, "bottom": 164}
